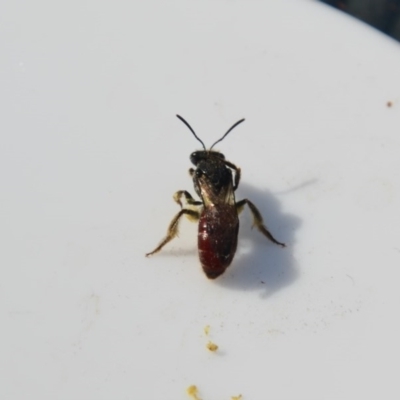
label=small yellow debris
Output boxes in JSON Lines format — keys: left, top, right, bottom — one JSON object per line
{"left": 206, "top": 341, "right": 219, "bottom": 352}
{"left": 186, "top": 385, "right": 202, "bottom": 400}
{"left": 204, "top": 325, "right": 210, "bottom": 335}
{"left": 231, "top": 395, "right": 242, "bottom": 400}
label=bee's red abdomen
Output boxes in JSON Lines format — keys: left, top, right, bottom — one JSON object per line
{"left": 198, "top": 205, "right": 239, "bottom": 279}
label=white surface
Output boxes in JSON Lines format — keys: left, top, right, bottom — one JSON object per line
{"left": 1, "top": 1, "right": 400, "bottom": 399}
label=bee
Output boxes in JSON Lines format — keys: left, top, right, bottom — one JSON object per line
{"left": 146, "top": 115, "right": 285, "bottom": 279}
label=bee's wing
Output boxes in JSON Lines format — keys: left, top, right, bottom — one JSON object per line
{"left": 200, "top": 178, "right": 236, "bottom": 207}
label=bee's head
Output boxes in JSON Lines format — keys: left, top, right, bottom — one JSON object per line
{"left": 190, "top": 150, "right": 225, "bottom": 166}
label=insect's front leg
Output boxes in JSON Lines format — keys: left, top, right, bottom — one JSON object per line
{"left": 236, "top": 199, "right": 285, "bottom": 247}
{"left": 224, "top": 160, "right": 241, "bottom": 190}
{"left": 173, "top": 190, "right": 202, "bottom": 208}
{"left": 146, "top": 208, "right": 200, "bottom": 257}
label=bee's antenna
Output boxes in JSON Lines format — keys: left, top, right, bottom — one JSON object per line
{"left": 210, "top": 118, "right": 245, "bottom": 150}
{"left": 176, "top": 115, "right": 206, "bottom": 151}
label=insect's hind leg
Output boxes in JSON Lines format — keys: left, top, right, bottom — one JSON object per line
{"left": 236, "top": 199, "right": 285, "bottom": 247}
{"left": 146, "top": 209, "right": 200, "bottom": 256}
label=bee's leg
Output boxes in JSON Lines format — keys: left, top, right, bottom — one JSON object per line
{"left": 236, "top": 199, "right": 285, "bottom": 247}
{"left": 146, "top": 209, "right": 200, "bottom": 256}
{"left": 173, "top": 190, "right": 202, "bottom": 208}
{"left": 224, "top": 160, "right": 241, "bottom": 190}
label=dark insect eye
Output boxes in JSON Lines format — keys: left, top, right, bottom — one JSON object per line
{"left": 196, "top": 169, "right": 203, "bottom": 177}
{"left": 190, "top": 152, "right": 200, "bottom": 165}
{"left": 215, "top": 152, "right": 225, "bottom": 159}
